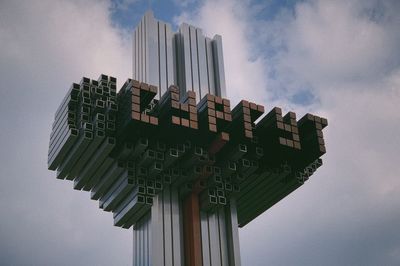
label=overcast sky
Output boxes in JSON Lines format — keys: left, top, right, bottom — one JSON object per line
{"left": 0, "top": 0, "right": 399, "bottom": 265}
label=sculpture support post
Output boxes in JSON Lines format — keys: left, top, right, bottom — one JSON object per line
{"left": 183, "top": 192, "right": 202, "bottom": 266}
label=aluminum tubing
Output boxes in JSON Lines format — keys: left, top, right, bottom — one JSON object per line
{"left": 49, "top": 108, "right": 74, "bottom": 144}
{"left": 238, "top": 179, "right": 301, "bottom": 227}
{"left": 56, "top": 130, "right": 92, "bottom": 180}
{"left": 200, "top": 211, "right": 211, "bottom": 266}
{"left": 102, "top": 173, "right": 135, "bottom": 212}
{"left": 238, "top": 171, "right": 273, "bottom": 200}
{"left": 217, "top": 207, "right": 229, "bottom": 266}
{"left": 49, "top": 121, "right": 75, "bottom": 157}
{"left": 208, "top": 211, "right": 222, "bottom": 266}
{"left": 237, "top": 174, "right": 297, "bottom": 222}
{"left": 163, "top": 185, "right": 173, "bottom": 266}
{"left": 113, "top": 191, "right": 145, "bottom": 227}
{"left": 113, "top": 186, "right": 140, "bottom": 216}
{"left": 237, "top": 171, "right": 285, "bottom": 212}
{"left": 85, "top": 156, "right": 114, "bottom": 191}
{"left": 130, "top": 137, "right": 148, "bottom": 158}
{"left": 90, "top": 161, "right": 125, "bottom": 200}
{"left": 48, "top": 128, "right": 78, "bottom": 170}
{"left": 123, "top": 200, "right": 151, "bottom": 229}
{"left": 163, "top": 148, "right": 179, "bottom": 169}
{"left": 48, "top": 121, "right": 76, "bottom": 163}
{"left": 73, "top": 137, "right": 115, "bottom": 190}
{"left": 237, "top": 166, "right": 292, "bottom": 209}
{"left": 52, "top": 94, "right": 76, "bottom": 131}
{"left": 115, "top": 142, "right": 133, "bottom": 161}
{"left": 171, "top": 187, "right": 184, "bottom": 266}
{"left": 50, "top": 100, "right": 77, "bottom": 142}
{"left": 150, "top": 192, "right": 164, "bottom": 266}
{"left": 225, "top": 199, "right": 241, "bottom": 266}
{"left": 68, "top": 130, "right": 105, "bottom": 180}
{"left": 53, "top": 85, "right": 79, "bottom": 120}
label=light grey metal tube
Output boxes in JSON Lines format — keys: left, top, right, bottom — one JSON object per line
{"left": 237, "top": 174, "right": 292, "bottom": 222}
{"left": 190, "top": 25, "right": 200, "bottom": 97}
{"left": 132, "top": 225, "right": 136, "bottom": 266}
{"left": 48, "top": 120, "right": 76, "bottom": 160}
{"left": 163, "top": 186, "right": 173, "bottom": 266}
{"left": 181, "top": 23, "right": 192, "bottom": 93}
{"left": 239, "top": 179, "right": 301, "bottom": 227}
{"left": 49, "top": 119, "right": 75, "bottom": 155}
{"left": 50, "top": 106, "right": 72, "bottom": 141}
{"left": 205, "top": 37, "right": 216, "bottom": 95}
{"left": 218, "top": 207, "right": 229, "bottom": 266}
{"left": 124, "top": 200, "right": 151, "bottom": 229}
{"left": 200, "top": 210, "right": 211, "bottom": 266}
{"left": 166, "top": 23, "right": 174, "bottom": 89}
{"left": 237, "top": 171, "right": 283, "bottom": 211}
{"left": 225, "top": 199, "right": 241, "bottom": 266}
{"left": 151, "top": 193, "right": 164, "bottom": 266}
{"left": 91, "top": 160, "right": 125, "bottom": 200}
{"left": 171, "top": 187, "right": 183, "bottom": 266}
{"left": 212, "top": 35, "right": 226, "bottom": 98}
{"left": 68, "top": 130, "right": 105, "bottom": 180}
{"left": 209, "top": 211, "right": 222, "bottom": 266}
{"left": 146, "top": 11, "right": 159, "bottom": 93}
{"left": 56, "top": 130, "right": 92, "bottom": 180}
{"left": 197, "top": 28, "right": 208, "bottom": 100}
{"left": 73, "top": 137, "right": 115, "bottom": 191}
{"left": 143, "top": 215, "right": 147, "bottom": 266}
{"left": 102, "top": 174, "right": 134, "bottom": 212}
{"left": 114, "top": 192, "right": 144, "bottom": 227}
{"left": 85, "top": 156, "right": 114, "bottom": 191}
{"left": 53, "top": 84, "right": 79, "bottom": 120}
{"left": 48, "top": 128, "right": 78, "bottom": 170}
{"left": 159, "top": 21, "right": 167, "bottom": 97}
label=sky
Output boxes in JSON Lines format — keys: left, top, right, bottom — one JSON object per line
{"left": 0, "top": 0, "right": 399, "bottom": 265}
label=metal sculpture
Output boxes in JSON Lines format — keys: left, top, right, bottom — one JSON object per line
{"left": 48, "top": 11, "right": 327, "bottom": 266}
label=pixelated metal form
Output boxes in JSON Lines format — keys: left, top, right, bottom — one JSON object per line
{"left": 48, "top": 11, "right": 328, "bottom": 266}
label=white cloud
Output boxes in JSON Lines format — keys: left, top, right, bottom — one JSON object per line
{"left": 1, "top": 0, "right": 399, "bottom": 265}
{"left": 175, "top": 0, "right": 400, "bottom": 265}
{"left": 174, "top": 0, "right": 270, "bottom": 106}
{"left": 0, "top": 0, "right": 131, "bottom": 265}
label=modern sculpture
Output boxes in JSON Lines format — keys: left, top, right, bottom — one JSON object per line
{"left": 48, "top": 11, "right": 327, "bottom": 266}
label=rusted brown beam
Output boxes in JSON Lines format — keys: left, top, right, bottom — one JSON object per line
{"left": 183, "top": 192, "right": 202, "bottom": 266}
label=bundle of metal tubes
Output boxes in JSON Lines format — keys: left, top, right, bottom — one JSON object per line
{"left": 48, "top": 75, "right": 328, "bottom": 229}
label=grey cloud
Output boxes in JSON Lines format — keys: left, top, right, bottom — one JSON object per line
{"left": 1, "top": 0, "right": 399, "bottom": 265}
{"left": 0, "top": 0, "right": 131, "bottom": 265}
{"left": 175, "top": 0, "right": 400, "bottom": 265}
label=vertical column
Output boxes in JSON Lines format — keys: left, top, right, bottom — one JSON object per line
{"left": 200, "top": 211, "right": 211, "bottom": 266}
{"left": 225, "top": 199, "right": 241, "bottom": 266}
{"left": 163, "top": 186, "right": 173, "bottom": 266}
{"left": 144, "top": 12, "right": 149, "bottom": 84}
{"left": 208, "top": 211, "right": 222, "bottom": 266}
{"left": 151, "top": 193, "right": 164, "bottom": 266}
{"left": 138, "top": 20, "right": 142, "bottom": 82}
{"left": 166, "top": 23, "right": 175, "bottom": 90}
{"left": 159, "top": 22, "right": 167, "bottom": 96}
{"left": 133, "top": 29, "right": 136, "bottom": 80}
{"left": 180, "top": 24, "right": 192, "bottom": 94}
{"left": 133, "top": 223, "right": 136, "bottom": 266}
{"left": 205, "top": 37, "right": 216, "bottom": 95}
{"left": 189, "top": 26, "right": 200, "bottom": 99}
{"left": 196, "top": 29, "right": 208, "bottom": 100}
{"left": 171, "top": 187, "right": 184, "bottom": 266}
{"left": 212, "top": 35, "right": 227, "bottom": 98}
{"left": 145, "top": 11, "right": 159, "bottom": 94}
